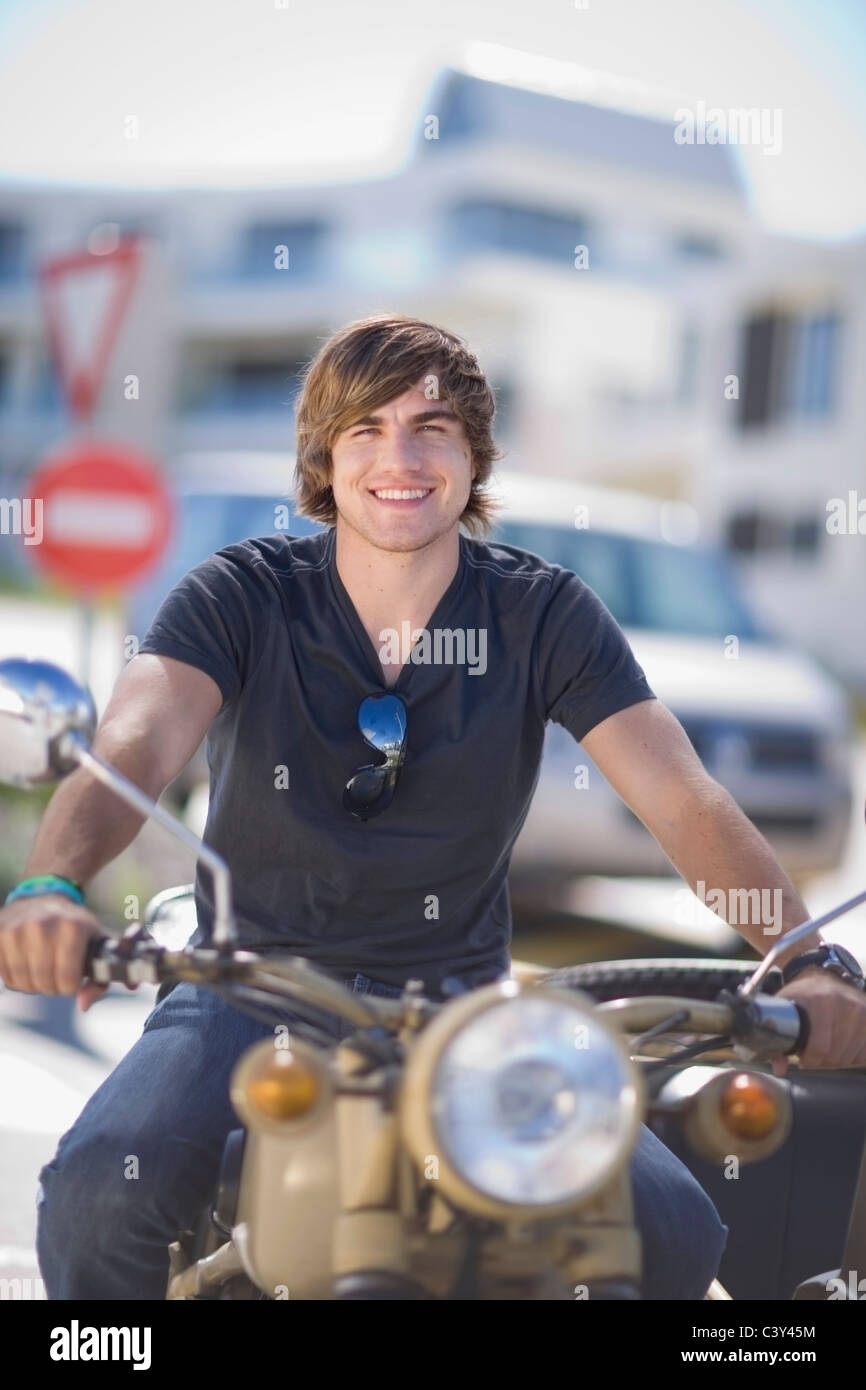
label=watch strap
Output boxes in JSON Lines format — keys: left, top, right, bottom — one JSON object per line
{"left": 782, "top": 944, "right": 864, "bottom": 990}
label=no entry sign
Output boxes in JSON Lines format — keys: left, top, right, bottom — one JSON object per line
{"left": 27, "top": 440, "right": 173, "bottom": 593}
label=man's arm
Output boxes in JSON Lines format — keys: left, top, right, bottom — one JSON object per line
{"left": 581, "top": 699, "right": 815, "bottom": 958}
{"left": 581, "top": 699, "right": 866, "bottom": 1070}
{"left": 0, "top": 654, "right": 223, "bottom": 1008}
{"left": 21, "top": 653, "right": 222, "bottom": 884}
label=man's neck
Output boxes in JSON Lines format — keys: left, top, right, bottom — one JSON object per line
{"left": 334, "top": 522, "right": 461, "bottom": 664}
{"left": 335, "top": 522, "right": 460, "bottom": 609}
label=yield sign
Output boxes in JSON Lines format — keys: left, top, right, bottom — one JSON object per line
{"left": 27, "top": 440, "right": 173, "bottom": 593}
{"left": 38, "top": 238, "right": 143, "bottom": 422}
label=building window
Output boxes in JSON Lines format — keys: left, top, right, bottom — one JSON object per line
{"left": 726, "top": 510, "right": 821, "bottom": 558}
{"left": 675, "top": 234, "right": 724, "bottom": 260}
{"left": 446, "top": 199, "right": 588, "bottom": 266}
{"left": 677, "top": 325, "right": 699, "bottom": 404}
{"left": 0, "top": 222, "right": 27, "bottom": 284}
{"left": 738, "top": 313, "right": 782, "bottom": 428}
{"left": 790, "top": 516, "right": 821, "bottom": 555}
{"left": 236, "top": 220, "right": 328, "bottom": 279}
{"left": 785, "top": 312, "right": 838, "bottom": 417}
{"left": 737, "top": 309, "right": 839, "bottom": 429}
{"left": 181, "top": 358, "right": 302, "bottom": 414}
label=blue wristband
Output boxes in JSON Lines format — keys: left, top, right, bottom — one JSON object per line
{"left": 5, "top": 875, "right": 86, "bottom": 907}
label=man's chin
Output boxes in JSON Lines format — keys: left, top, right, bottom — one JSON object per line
{"left": 368, "top": 531, "right": 446, "bottom": 555}
{"left": 340, "top": 513, "right": 460, "bottom": 555}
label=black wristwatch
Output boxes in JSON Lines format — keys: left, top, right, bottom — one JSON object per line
{"left": 781, "top": 943, "right": 865, "bottom": 992}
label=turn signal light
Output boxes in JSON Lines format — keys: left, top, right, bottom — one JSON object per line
{"left": 245, "top": 1051, "right": 320, "bottom": 1120}
{"left": 719, "top": 1072, "right": 780, "bottom": 1140}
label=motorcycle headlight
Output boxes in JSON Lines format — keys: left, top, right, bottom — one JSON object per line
{"left": 400, "top": 981, "right": 641, "bottom": 1219}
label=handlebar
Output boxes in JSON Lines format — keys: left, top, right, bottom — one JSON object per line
{"left": 83, "top": 931, "right": 410, "bottom": 1031}
{"left": 597, "top": 991, "right": 809, "bottom": 1061}
{"left": 82, "top": 933, "right": 812, "bottom": 1059}
{"left": 83, "top": 933, "right": 140, "bottom": 982}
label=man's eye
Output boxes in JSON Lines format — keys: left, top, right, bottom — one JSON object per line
{"left": 420, "top": 424, "right": 444, "bottom": 432}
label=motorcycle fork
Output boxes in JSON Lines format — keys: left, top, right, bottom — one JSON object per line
{"left": 332, "top": 1090, "right": 409, "bottom": 1280}
{"left": 464, "top": 1165, "right": 642, "bottom": 1299}
{"left": 550, "top": 1166, "right": 643, "bottom": 1298}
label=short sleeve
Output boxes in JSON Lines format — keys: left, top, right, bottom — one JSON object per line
{"left": 137, "top": 548, "right": 256, "bottom": 708}
{"left": 535, "top": 568, "right": 656, "bottom": 743}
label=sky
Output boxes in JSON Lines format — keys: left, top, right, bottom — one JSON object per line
{"left": 0, "top": 0, "right": 864, "bottom": 239}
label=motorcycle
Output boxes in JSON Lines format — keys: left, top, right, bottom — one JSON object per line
{"left": 1, "top": 655, "right": 864, "bottom": 1301}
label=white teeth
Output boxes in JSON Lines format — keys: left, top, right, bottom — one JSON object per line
{"left": 373, "top": 489, "right": 431, "bottom": 500}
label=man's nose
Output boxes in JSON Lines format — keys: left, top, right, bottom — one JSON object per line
{"left": 377, "top": 427, "right": 424, "bottom": 470}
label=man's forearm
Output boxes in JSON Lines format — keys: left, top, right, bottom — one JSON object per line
{"left": 21, "top": 734, "right": 167, "bottom": 889}
{"left": 661, "top": 779, "right": 821, "bottom": 964}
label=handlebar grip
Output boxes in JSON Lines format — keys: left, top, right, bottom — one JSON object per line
{"left": 793, "top": 1002, "right": 811, "bottom": 1056}
{"left": 82, "top": 934, "right": 114, "bottom": 980}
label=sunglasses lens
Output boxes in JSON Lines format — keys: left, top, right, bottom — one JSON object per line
{"left": 358, "top": 694, "right": 407, "bottom": 752}
{"left": 343, "top": 766, "right": 395, "bottom": 820}
{"left": 346, "top": 765, "right": 388, "bottom": 806}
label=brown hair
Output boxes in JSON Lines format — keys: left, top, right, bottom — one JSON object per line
{"left": 292, "top": 314, "right": 502, "bottom": 535}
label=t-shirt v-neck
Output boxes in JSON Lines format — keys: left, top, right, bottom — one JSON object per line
{"left": 325, "top": 527, "right": 468, "bottom": 697}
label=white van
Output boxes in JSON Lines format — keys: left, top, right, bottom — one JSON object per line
{"left": 489, "top": 470, "right": 853, "bottom": 885}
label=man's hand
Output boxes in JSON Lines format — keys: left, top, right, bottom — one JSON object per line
{"left": 771, "top": 968, "right": 866, "bottom": 1076}
{"left": 0, "top": 894, "right": 128, "bottom": 1013}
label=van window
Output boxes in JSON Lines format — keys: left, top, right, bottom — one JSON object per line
{"left": 492, "top": 521, "right": 630, "bottom": 618}
{"left": 492, "top": 521, "right": 762, "bottom": 640}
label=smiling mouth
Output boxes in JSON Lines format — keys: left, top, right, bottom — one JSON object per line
{"left": 370, "top": 488, "right": 433, "bottom": 502}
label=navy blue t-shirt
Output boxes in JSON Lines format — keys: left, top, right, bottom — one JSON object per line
{"left": 138, "top": 526, "right": 655, "bottom": 995}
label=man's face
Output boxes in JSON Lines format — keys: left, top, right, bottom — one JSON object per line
{"left": 329, "top": 376, "right": 474, "bottom": 554}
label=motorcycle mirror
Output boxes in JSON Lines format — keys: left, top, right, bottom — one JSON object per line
{"left": 0, "top": 656, "right": 237, "bottom": 950}
{"left": 0, "top": 656, "right": 97, "bottom": 788}
{"left": 144, "top": 884, "right": 200, "bottom": 951}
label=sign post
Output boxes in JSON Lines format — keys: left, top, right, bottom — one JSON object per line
{"left": 19, "top": 237, "right": 170, "bottom": 1049}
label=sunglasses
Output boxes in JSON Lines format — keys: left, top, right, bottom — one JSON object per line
{"left": 343, "top": 692, "right": 408, "bottom": 821}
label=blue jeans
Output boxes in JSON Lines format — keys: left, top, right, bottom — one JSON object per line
{"left": 36, "top": 976, "right": 727, "bottom": 1300}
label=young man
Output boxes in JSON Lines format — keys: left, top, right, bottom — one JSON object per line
{"left": 2, "top": 315, "right": 864, "bottom": 1301}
